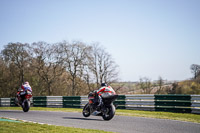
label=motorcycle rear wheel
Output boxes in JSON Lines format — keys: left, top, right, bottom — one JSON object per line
{"left": 23, "top": 100, "right": 30, "bottom": 112}
{"left": 102, "top": 104, "right": 115, "bottom": 121}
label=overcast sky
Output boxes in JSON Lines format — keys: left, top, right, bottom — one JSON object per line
{"left": 0, "top": 0, "right": 199, "bottom": 82}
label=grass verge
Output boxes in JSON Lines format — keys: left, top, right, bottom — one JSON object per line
{"left": 0, "top": 120, "right": 112, "bottom": 133}
{"left": 0, "top": 107, "right": 200, "bottom": 123}
{"left": 116, "top": 109, "right": 200, "bottom": 123}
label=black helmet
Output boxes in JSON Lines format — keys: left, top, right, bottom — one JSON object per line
{"left": 101, "top": 83, "right": 107, "bottom": 87}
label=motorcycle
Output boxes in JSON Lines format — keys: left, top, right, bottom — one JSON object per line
{"left": 82, "top": 91, "right": 118, "bottom": 121}
{"left": 15, "top": 89, "right": 32, "bottom": 112}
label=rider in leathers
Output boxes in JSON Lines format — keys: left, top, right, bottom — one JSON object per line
{"left": 96, "top": 83, "right": 116, "bottom": 108}
{"left": 16, "top": 81, "right": 32, "bottom": 105}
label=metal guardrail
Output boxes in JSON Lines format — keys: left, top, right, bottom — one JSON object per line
{"left": 0, "top": 98, "right": 10, "bottom": 107}
{"left": 0, "top": 95, "right": 200, "bottom": 114}
{"left": 125, "top": 95, "right": 155, "bottom": 111}
{"left": 154, "top": 95, "right": 192, "bottom": 113}
{"left": 191, "top": 95, "right": 200, "bottom": 114}
{"left": 63, "top": 96, "right": 81, "bottom": 108}
{"left": 33, "top": 96, "right": 47, "bottom": 107}
{"left": 47, "top": 96, "right": 62, "bottom": 108}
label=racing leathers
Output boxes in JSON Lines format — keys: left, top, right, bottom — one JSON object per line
{"left": 16, "top": 83, "right": 32, "bottom": 105}
{"left": 96, "top": 86, "right": 116, "bottom": 107}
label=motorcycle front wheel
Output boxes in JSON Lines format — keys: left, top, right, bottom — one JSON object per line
{"left": 82, "top": 103, "right": 91, "bottom": 117}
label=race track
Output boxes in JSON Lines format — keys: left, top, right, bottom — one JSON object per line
{"left": 0, "top": 110, "right": 200, "bottom": 133}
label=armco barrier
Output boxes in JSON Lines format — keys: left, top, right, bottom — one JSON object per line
{"left": 125, "top": 95, "right": 155, "bottom": 111}
{"left": 47, "top": 96, "right": 62, "bottom": 108}
{"left": 10, "top": 98, "right": 17, "bottom": 107}
{"left": 114, "top": 95, "right": 126, "bottom": 109}
{"left": 0, "top": 98, "right": 10, "bottom": 107}
{"left": 0, "top": 95, "right": 200, "bottom": 114}
{"left": 33, "top": 96, "right": 47, "bottom": 107}
{"left": 155, "top": 95, "right": 192, "bottom": 113}
{"left": 80, "top": 96, "right": 88, "bottom": 107}
{"left": 63, "top": 96, "right": 81, "bottom": 108}
{"left": 191, "top": 95, "right": 200, "bottom": 114}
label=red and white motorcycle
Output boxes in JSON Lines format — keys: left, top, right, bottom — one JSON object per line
{"left": 82, "top": 91, "right": 118, "bottom": 121}
{"left": 16, "top": 89, "right": 32, "bottom": 112}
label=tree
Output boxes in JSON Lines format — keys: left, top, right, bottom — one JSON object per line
{"left": 31, "top": 42, "right": 66, "bottom": 95}
{"left": 0, "top": 56, "right": 6, "bottom": 86}
{"left": 0, "top": 43, "right": 32, "bottom": 97}
{"left": 110, "top": 82, "right": 126, "bottom": 93}
{"left": 0, "top": 56, "right": 8, "bottom": 97}
{"left": 0, "top": 41, "right": 120, "bottom": 97}
{"left": 88, "top": 44, "right": 119, "bottom": 88}
{"left": 138, "top": 77, "right": 152, "bottom": 94}
{"left": 61, "top": 41, "right": 91, "bottom": 96}
{"left": 156, "top": 76, "right": 164, "bottom": 94}
{"left": 2, "top": 43, "right": 31, "bottom": 85}
{"left": 190, "top": 64, "right": 200, "bottom": 80}
{"left": 82, "top": 63, "right": 96, "bottom": 93}
{"left": 0, "top": 57, "right": 19, "bottom": 97}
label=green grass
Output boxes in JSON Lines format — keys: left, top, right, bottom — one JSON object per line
{"left": 1, "top": 107, "right": 200, "bottom": 123}
{"left": 116, "top": 109, "right": 200, "bottom": 123}
{"left": 0, "top": 121, "right": 113, "bottom": 133}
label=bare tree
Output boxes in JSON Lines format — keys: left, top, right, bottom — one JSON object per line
{"left": 0, "top": 57, "right": 19, "bottom": 97}
{"left": 0, "top": 56, "right": 8, "bottom": 97}
{"left": 0, "top": 56, "right": 6, "bottom": 86}
{"left": 138, "top": 77, "right": 152, "bottom": 94}
{"left": 61, "top": 41, "right": 91, "bottom": 96}
{"left": 88, "top": 43, "right": 119, "bottom": 88}
{"left": 31, "top": 42, "right": 66, "bottom": 95}
{"left": 139, "top": 78, "right": 145, "bottom": 93}
{"left": 0, "top": 41, "right": 120, "bottom": 96}
{"left": 82, "top": 64, "right": 96, "bottom": 93}
{"left": 156, "top": 76, "right": 164, "bottom": 94}
{"left": 2, "top": 43, "right": 31, "bottom": 85}
{"left": 190, "top": 64, "right": 200, "bottom": 79}
{"left": 110, "top": 82, "right": 126, "bottom": 93}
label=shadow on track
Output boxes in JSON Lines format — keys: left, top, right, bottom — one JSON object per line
{"left": 0, "top": 110, "right": 24, "bottom": 113}
{"left": 63, "top": 117, "right": 103, "bottom": 121}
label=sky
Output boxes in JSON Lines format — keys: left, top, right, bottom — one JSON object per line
{"left": 0, "top": 0, "right": 199, "bottom": 82}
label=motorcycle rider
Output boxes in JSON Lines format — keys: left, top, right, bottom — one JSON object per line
{"left": 16, "top": 81, "right": 32, "bottom": 105}
{"left": 96, "top": 83, "right": 116, "bottom": 108}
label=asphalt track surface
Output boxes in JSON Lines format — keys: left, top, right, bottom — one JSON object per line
{"left": 0, "top": 110, "right": 200, "bottom": 133}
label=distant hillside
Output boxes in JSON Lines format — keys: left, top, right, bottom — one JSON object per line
{"left": 111, "top": 80, "right": 200, "bottom": 95}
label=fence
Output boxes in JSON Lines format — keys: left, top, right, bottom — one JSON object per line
{"left": 0, "top": 95, "right": 200, "bottom": 114}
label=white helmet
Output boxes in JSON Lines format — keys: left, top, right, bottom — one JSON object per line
{"left": 24, "top": 81, "right": 29, "bottom": 85}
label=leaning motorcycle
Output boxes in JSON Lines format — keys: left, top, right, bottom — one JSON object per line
{"left": 82, "top": 91, "right": 118, "bottom": 121}
{"left": 16, "top": 89, "right": 32, "bottom": 112}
